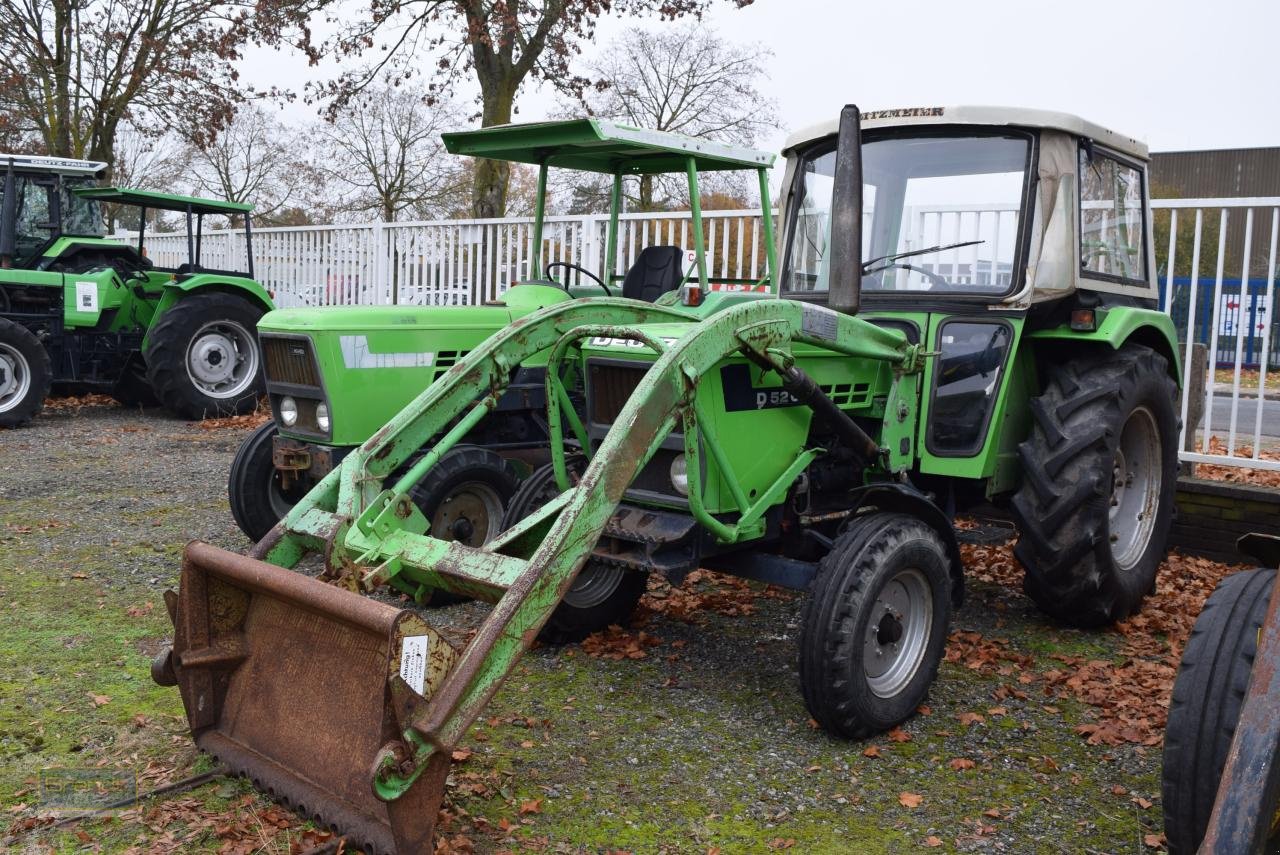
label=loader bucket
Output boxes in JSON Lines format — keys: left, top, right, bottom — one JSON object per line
{"left": 157, "top": 541, "right": 458, "bottom": 855}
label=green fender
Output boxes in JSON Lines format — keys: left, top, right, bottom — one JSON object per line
{"left": 1026, "top": 306, "right": 1182, "bottom": 382}
{"left": 143, "top": 274, "right": 275, "bottom": 349}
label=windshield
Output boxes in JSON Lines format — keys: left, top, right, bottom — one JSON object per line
{"left": 61, "top": 177, "right": 105, "bottom": 237}
{"left": 783, "top": 132, "right": 1030, "bottom": 295}
{"left": 4, "top": 173, "right": 105, "bottom": 260}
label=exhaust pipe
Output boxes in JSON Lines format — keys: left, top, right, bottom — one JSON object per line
{"left": 828, "top": 105, "right": 863, "bottom": 315}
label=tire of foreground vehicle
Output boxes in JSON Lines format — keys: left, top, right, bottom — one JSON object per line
{"left": 410, "top": 446, "right": 521, "bottom": 607}
{"left": 1161, "top": 567, "right": 1276, "bottom": 855}
{"left": 500, "top": 455, "right": 648, "bottom": 643}
{"left": 799, "top": 511, "right": 952, "bottom": 738}
{"left": 1011, "top": 344, "right": 1179, "bottom": 627}
{"left": 0, "top": 318, "right": 52, "bottom": 428}
{"left": 145, "top": 292, "right": 265, "bottom": 419}
{"left": 228, "top": 421, "right": 312, "bottom": 542}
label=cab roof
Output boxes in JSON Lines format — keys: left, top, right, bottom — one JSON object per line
{"left": 783, "top": 106, "right": 1149, "bottom": 160}
{"left": 442, "top": 118, "right": 775, "bottom": 174}
{"left": 73, "top": 186, "right": 253, "bottom": 215}
{"left": 1, "top": 153, "right": 107, "bottom": 177}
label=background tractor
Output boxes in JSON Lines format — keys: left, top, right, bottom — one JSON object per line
{"left": 153, "top": 104, "right": 1182, "bottom": 852}
{"left": 0, "top": 155, "right": 273, "bottom": 425}
{"left": 229, "top": 119, "right": 777, "bottom": 544}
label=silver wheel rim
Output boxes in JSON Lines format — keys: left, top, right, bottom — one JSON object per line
{"left": 185, "top": 320, "right": 258, "bottom": 399}
{"left": 562, "top": 563, "right": 626, "bottom": 609}
{"left": 863, "top": 567, "right": 933, "bottom": 699}
{"left": 1109, "top": 405, "right": 1162, "bottom": 570}
{"left": 429, "top": 482, "right": 506, "bottom": 547}
{"left": 0, "top": 342, "right": 32, "bottom": 414}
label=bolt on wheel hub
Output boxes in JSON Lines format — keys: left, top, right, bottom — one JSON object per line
{"left": 185, "top": 321, "right": 258, "bottom": 399}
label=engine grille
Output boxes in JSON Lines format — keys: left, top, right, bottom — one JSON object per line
{"left": 587, "top": 360, "right": 650, "bottom": 426}
{"left": 261, "top": 335, "right": 321, "bottom": 388}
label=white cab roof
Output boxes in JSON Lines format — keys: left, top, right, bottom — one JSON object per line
{"left": 0, "top": 153, "right": 108, "bottom": 176}
{"left": 783, "top": 106, "right": 1148, "bottom": 160}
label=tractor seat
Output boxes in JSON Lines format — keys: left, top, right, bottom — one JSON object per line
{"left": 622, "top": 246, "right": 684, "bottom": 302}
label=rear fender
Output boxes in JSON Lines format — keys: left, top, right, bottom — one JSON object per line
{"left": 144, "top": 277, "right": 274, "bottom": 348}
{"left": 848, "top": 483, "right": 964, "bottom": 606}
{"left": 1027, "top": 307, "right": 1181, "bottom": 381}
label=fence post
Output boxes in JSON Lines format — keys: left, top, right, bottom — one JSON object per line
{"left": 1181, "top": 342, "right": 1208, "bottom": 476}
{"left": 372, "top": 222, "right": 390, "bottom": 304}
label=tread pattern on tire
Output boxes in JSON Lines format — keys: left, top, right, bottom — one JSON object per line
{"left": 227, "top": 420, "right": 283, "bottom": 542}
{"left": 1010, "top": 344, "right": 1179, "bottom": 627}
{"left": 0, "top": 318, "right": 52, "bottom": 428}
{"left": 145, "top": 292, "right": 264, "bottom": 419}
{"left": 1161, "top": 567, "right": 1275, "bottom": 855}
{"left": 799, "top": 512, "right": 951, "bottom": 739}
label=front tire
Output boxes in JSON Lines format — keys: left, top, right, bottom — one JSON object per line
{"left": 1162, "top": 568, "right": 1276, "bottom": 854}
{"left": 228, "top": 421, "right": 311, "bottom": 542}
{"left": 799, "top": 512, "right": 952, "bottom": 738}
{"left": 0, "top": 318, "right": 51, "bottom": 428}
{"left": 146, "top": 292, "right": 264, "bottom": 419}
{"left": 1011, "top": 344, "right": 1179, "bottom": 627}
{"left": 500, "top": 455, "right": 648, "bottom": 643}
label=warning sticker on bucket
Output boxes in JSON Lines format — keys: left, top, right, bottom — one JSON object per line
{"left": 399, "top": 635, "right": 430, "bottom": 695}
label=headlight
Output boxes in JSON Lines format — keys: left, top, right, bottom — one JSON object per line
{"left": 315, "top": 401, "right": 330, "bottom": 432}
{"left": 669, "top": 453, "right": 689, "bottom": 496}
{"left": 279, "top": 396, "right": 298, "bottom": 427}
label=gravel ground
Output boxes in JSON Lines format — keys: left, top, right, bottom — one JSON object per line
{"left": 0, "top": 401, "right": 1172, "bottom": 854}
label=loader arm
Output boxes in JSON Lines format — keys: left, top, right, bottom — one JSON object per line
{"left": 157, "top": 298, "right": 916, "bottom": 853}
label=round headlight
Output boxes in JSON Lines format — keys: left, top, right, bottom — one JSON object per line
{"left": 669, "top": 453, "right": 689, "bottom": 496}
{"left": 279, "top": 396, "right": 298, "bottom": 427}
{"left": 315, "top": 401, "right": 331, "bottom": 432}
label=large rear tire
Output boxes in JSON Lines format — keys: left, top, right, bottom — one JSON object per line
{"left": 228, "top": 421, "right": 312, "bottom": 542}
{"left": 1162, "top": 567, "right": 1276, "bottom": 854}
{"left": 0, "top": 318, "right": 51, "bottom": 428}
{"left": 500, "top": 455, "right": 648, "bottom": 643}
{"left": 1011, "top": 344, "right": 1178, "bottom": 627}
{"left": 146, "top": 292, "right": 264, "bottom": 419}
{"left": 799, "top": 512, "right": 952, "bottom": 739}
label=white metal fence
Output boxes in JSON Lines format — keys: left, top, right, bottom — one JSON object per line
{"left": 124, "top": 197, "right": 1280, "bottom": 471}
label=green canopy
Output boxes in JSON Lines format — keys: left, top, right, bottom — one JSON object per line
{"left": 73, "top": 186, "right": 253, "bottom": 216}
{"left": 441, "top": 119, "right": 774, "bottom": 174}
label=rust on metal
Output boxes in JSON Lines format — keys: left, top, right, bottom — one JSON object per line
{"left": 1199, "top": 569, "right": 1280, "bottom": 853}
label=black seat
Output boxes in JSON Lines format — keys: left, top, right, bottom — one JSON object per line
{"left": 622, "top": 246, "right": 684, "bottom": 302}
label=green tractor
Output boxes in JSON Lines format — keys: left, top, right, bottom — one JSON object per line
{"left": 0, "top": 155, "right": 273, "bottom": 426}
{"left": 154, "top": 105, "right": 1182, "bottom": 852}
{"left": 230, "top": 119, "right": 776, "bottom": 542}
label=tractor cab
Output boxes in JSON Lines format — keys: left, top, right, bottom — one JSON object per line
{"left": 441, "top": 118, "right": 778, "bottom": 306}
{"left": 0, "top": 154, "right": 109, "bottom": 270}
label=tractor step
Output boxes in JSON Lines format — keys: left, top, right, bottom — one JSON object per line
{"left": 159, "top": 541, "right": 458, "bottom": 855}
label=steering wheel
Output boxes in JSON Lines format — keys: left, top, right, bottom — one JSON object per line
{"left": 544, "top": 261, "right": 612, "bottom": 296}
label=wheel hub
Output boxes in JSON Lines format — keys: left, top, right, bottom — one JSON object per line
{"left": 863, "top": 568, "right": 933, "bottom": 699}
{"left": 1108, "top": 406, "right": 1162, "bottom": 570}
{"left": 430, "top": 483, "right": 504, "bottom": 547}
{"left": 0, "top": 343, "right": 31, "bottom": 414}
{"left": 184, "top": 320, "right": 258, "bottom": 399}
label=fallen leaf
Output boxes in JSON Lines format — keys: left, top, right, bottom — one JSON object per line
{"left": 88, "top": 693, "right": 111, "bottom": 707}
{"left": 862, "top": 746, "right": 881, "bottom": 758}
{"left": 1145, "top": 832, "right": 1166, "bottom": 848}
{"left": 898, "top": 792, "right": 923, "bottom": 808}
{"left": 948, "top": 758, "right": 976, "bottom": 771}
{"left": 1134, "top": 797, "right": 1154, "bottom": 809}
{"left": 450, "top": 748, "right": 472, "bottom": 762}
{"left": 519, "top": 799, "right": 542, "bottom": 815}
{"left": 925, "top": 836, "right": 943, "bottom": 848}
{"left": 956, "top": 711, "right": 985, "bottom": 727}
{"left": 887, "top": 727, "right": 912, "bottom": 743}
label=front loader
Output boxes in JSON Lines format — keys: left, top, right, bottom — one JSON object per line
{"left": 154, "top": 104, "right": 1185, "bottom": 851}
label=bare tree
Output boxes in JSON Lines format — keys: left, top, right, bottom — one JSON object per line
{"left": 103, "top": 125, "right": 186, "bottom": 231}
{"left": 0, "top": 0, "right": 263, "bottom": 177}
{"left": 260, "top": 0, "right": 753, "bottom": 217}
{"left": 314, "top": 86, "right": 464, "bottom": 222}
{"left": 181, "top": 105, "right": 311, "bottom": 225}
{"left": 572, "top": 24, "right": 777, "bottom": 211}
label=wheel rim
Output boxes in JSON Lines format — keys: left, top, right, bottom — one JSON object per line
{"left": 185, "top": 320, "right": 258, "bottom": 399}
{"left": 267, "top": 470, "right": 307, "bottom": 520}
{"left": 562, "top": 562, "right": 626, "bottom": 609}
{"left": 1109, "top": 405, "right": 1162, "bottom": 570}
{"left": 430, "top": 482, "right": 506, "bottom": 546}
{"left": 0, "top": 342, "right": 32, "bottom": 414}
{"left": 863, "top": 567, "right": 933, "bottom": 699}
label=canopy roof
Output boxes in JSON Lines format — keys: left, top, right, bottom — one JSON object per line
{"left": 2, "top": 153, "right": 107, "bottom": 177}
{"left": 73, "top": 186, "right": 253, "bottom": 215}
{"left": 442, "top": 119, "right": 774, "bottom": 174}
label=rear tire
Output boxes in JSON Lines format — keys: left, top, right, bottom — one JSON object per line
{"left": 1162, "top": 567, "right": 1276, "bottom": 855}
{"left": 0, "top": 318, "right": 51, "bottom": 428}
{"left": 410, "top": 446, "right": 520, "bottom": 607}
{"left": 146, "top": 292, "right": 265, "bottom": 419}
{"left": 799, "top": 512, "right": 952, "bottom": 738}
{"left": 1011, "top": 344, "right": 1178, "bottom": 627}
{"left": 228, "top": 421, "right": 311, "bottom": 542}
{"left": 501, "top": 455, "right": 648, "bottom": 643}
{"left": 110, "top": 355, "right": 159, "bottom": 408}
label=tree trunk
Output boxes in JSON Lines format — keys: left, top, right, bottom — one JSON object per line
{"left": 471, "top": 81, "right": 516, "bottom": 219}
{"left": 639, "top": 175, "right": 656, "bottom": 212}
{"left": 51, "top": 0, "right": 72, "bottom": 157}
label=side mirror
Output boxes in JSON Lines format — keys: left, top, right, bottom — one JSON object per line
{"left": 828, "top": 104, "right": 863, "bottom": 315}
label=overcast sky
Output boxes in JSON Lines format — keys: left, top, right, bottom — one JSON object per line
{"left": 247, "top": 0, "right": 1279, "bottom": 157}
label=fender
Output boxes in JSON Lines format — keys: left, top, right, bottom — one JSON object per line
{"left": 143, "top": 275, "right": 275, "bottom": 348}
{"left": 849, "top": 482, "right": 965, "bottom": 606}
{"left": 1027, "top": 306, "right": 1182, "bottom": 380}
